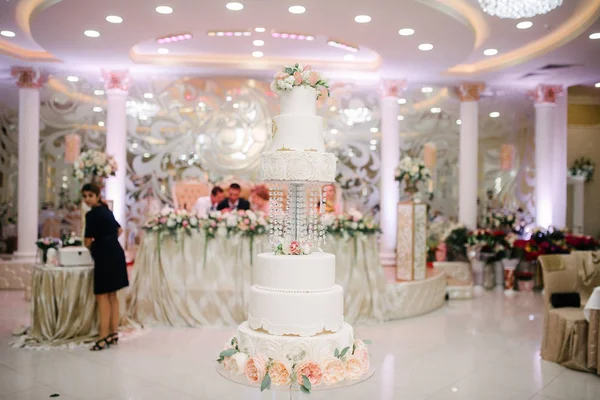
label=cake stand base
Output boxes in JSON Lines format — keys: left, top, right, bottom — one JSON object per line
{"left": 216, "top": 362, "right": 375, "bottom": 396}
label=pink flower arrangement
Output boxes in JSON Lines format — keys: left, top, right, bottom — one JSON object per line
{"left": 321, "top": 357, "right": 346, "bottom": 385}
{"left": 353, "top": 347, "right": 370, "bottom": 372}
{"left": 269, "top": 360, "right": 291, "bottom": 386}
{"left": 245, "top": 355, "right": 267, "bottom": 384}
{"left": 344, "top": 355, "right": 364, "bottom": 380}
{"left": 294, "top": 360, "right": 323, "bottom": 387}
{"left": 290, "top": 240, "right": 301, "bottom": 255}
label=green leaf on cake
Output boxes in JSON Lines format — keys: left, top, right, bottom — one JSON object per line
{"left": 334, "top": 348, "right": 340, "bottom": 358}
{"left": 219, "top": 348, "right": 238, "bottom": 358}
{"left": 363, "top": 339, "right": 373, "bottom": 345}
{"left": 301, "top": 375, "right": 312, "bottom": 394}
{"left": 340, "top": 346, "right": 350, "bottom": 358}
{"left": 260, "top": 373, "right": 272, "bottom": 392}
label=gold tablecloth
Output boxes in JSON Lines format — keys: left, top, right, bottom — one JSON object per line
{"left": 126, "top": 232, "right": 387, "bottom": 327}
{"left": 20, "top": 265, "right": 98, "bottom": 348}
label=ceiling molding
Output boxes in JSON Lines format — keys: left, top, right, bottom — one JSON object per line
{"left": 0, "top": 40, "right": 60, "bottom": 62}
{"left": 444, "top": 0, "right": 600, "bottom": 76}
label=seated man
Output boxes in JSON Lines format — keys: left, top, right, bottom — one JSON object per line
{"left": 216, "top": 183, "right": 250, "bottom": 212}
{"left": 193, "top": 186, "right": 225, "bottom": 217}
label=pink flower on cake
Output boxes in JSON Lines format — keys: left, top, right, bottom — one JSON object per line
{"left": 245, "top": 355, "right": 267, "bottom": 383}
{"left": 303, "top": 65, "right": 312, "bottom": 72}
{"left": 269, "top": 360, "right": 291, "bottom": 386}
{"left": 275, "top": 72, "right": 289, "bottom": 80}
{"left": 295, "top": 361, "right": 323, "bottom": 387}
{"left": 321, "top": 358, "right": 345, "bottom": 385}
{"left": 293, "top": 71, "right": 303, "bottom": 85}
{"left": 308, "top": 71, "right": 319, "bottom": 86}
{"left": 344, "top": 355, "right": 364, "bottom": 380}
{"left": 223, "top": 356, "right": 234, "bottom": 372}
{"left": 354, "top": 339, "right": 366, "bottom": 350}
{"left": 290, "top": 241, "right": 301, "bottom": 255}
{"left": 319, "top": 86, "right": 328, "bottom": 98}
{"left": 353, "top": 347, "right": 370, "bottom": 372}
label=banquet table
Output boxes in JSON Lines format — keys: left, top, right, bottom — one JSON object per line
{"left": 125, "top": 231, "right": 388, "bottom": 327}
{"left": 20, "top": 265, "right": 98, "bottom": 348}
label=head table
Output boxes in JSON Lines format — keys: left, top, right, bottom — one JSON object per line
{"left": 124, "top": 231, "right": 389, "bottom": 328}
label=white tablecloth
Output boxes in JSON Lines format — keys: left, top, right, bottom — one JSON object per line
{"left": 584, "top": 286, "right": 600, "bottom": 322}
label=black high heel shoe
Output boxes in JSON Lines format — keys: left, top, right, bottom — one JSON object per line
{"left": 109, "top": 332, "right": 119, "bottom": 345}
{"left": 90, "top": 336, "right": 111, "bottom": 351}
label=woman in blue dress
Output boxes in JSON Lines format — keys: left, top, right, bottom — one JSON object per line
{"left": 82, "top": 183, "right": 129, "bottom": 351}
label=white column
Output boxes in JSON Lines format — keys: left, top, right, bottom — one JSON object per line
{"left": 11, "top": 68, "right": 43, "bottom": 261}
{"left": 102, "top": 71, "right": 130, "bottom": 245}
{"left": 532, "top": 85, "right": 562, "bottom": 228}
{"left": 570, "top": 177, "right": 585, "bottom": 234}
{"left": 379, "top": 80, "right": 403, "bottom": 266}
{"left": 458, "top": 83, "right": 484, "bottom": 230}
{"left": 552, "top": 91, "right": 568, "bottom": 228}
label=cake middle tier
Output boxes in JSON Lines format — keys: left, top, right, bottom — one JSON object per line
{"left": 271, "top": 115, "right": 324, "bottom": 152}
{"left": 248, "top": 285, "right": 344, "bottom": 337}
{"left": 261, "top": 150, "right": 336, "bottom": 182}
{"left": 254, "top": 253, "right": 335, "bottom": 291}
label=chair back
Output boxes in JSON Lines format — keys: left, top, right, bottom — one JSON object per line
{"left": 539, "top": 254, "right": 581, "bottom": 309}
{"left": 573, "top": 251, "right": 600, "bottom": 305}
{"left": 172, "top": 179, "right": 210, "bottom": 211}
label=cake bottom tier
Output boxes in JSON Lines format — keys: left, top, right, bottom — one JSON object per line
{"left": 236, "top": 321, "right": 354, "bottom": 364}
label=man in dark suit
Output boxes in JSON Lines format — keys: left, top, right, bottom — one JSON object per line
{"left": 216, "top": 183, "right": 250, "bottom": 211}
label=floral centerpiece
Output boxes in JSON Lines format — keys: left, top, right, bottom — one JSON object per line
{"left": 143, "top": 207, "right": 200, "bottom": 237}
{"left": 61, "top": 232, "right": 83, "bottom": 247}
{"left": 270, "top": 63, "right": 330, "bottom": 98}
{"left": 36, "top": 237, "right": 62, "bottom": 263}
{"left": 568, "top": 157, "right": 595, "bottom": 182}
{"left": 322, "top": 210, "right": 380, "bottom": 239}
{"left": 217, "top": 337, "right": 371, "bottom": 393}
{"left": 73, "top": 150, "right": 118, "bottom": 182}
{"left": 199, "top": 210, "right": 268, "bottom": 239}
{"left": 274, "top": 239, "right": 312, "bottom": 255}
{"left": 565, "top": 233, "right": 600, "bottom": 251}
{"left": 394, "top": 156, "right": 431, "bottom": 195}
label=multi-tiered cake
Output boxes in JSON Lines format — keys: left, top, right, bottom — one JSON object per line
{"left": 217, "top": 64, "right": 369, "bottom": 393}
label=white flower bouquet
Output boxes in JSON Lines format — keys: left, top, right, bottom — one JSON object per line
{"left": 569, "top": 157, "right": 595, "bottom": 182}
{"left": 394, "top": 156, "right": 431, "bottom": 193}
{"left": 269, "top": 63, "right": 330, "bottom": 98}
{"left": 323, "top": 209, "right": 380, "bottom": 239}
{"left": 143, "top": 206, "right": 199, "bottom": 236}
{"left": 199, "top": 210, "right": 269, "bottom": 239}
{"left": 73, "top": 150, "right": 118, "bottom": 181}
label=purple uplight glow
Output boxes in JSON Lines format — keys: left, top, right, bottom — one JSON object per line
{"left": 157, "top": 32, "right": 193, "bottom": 44}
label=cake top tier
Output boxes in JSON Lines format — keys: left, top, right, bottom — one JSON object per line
{"left": 269, "top": 64, "right": 329, "bottom": 105}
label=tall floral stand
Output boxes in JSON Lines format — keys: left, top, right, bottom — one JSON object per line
{"left": 396, "top": 200, "right": 427, "bottom": 280}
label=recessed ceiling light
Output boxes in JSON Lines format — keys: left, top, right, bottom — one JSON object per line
{"left": 354, "top": 15, "right": 371, "bottom": 23}
{"left": 516, "top": 21, "right": 533, "bottom": 29}
{"left": 490, "top": 111, "right": 500, "bottom": 118}
{"left": 370, "top": 139, "right": 377, "bottom": 144}
{"left": 157, "top": 48, "right": 169, "bottom": 54}
{"left": 398, "top": 28, "right": 415, "bottom": 36}
{"left": 67, "top": 76, "right": 79, "bottom": 82}
{"left": 155, "top": 6, "right": 173, "bottom": 14}
{"left": 590, "top": 32, "right": 600, "bottom": 40}
{"left": 252, "top": 51, "right": 264, "bottom": 57}
{"left": 370, "top": 128, "right": 379, "bottom": 133}
{"left": 226, "top": 2, "right": 244, "bottom": 11}
{"left": 84, "top": 30, "right": 100, "bottom": 38}
{"left": 595, "top": 82, "right": 600, "bottom": 88}
{"left": 418, "top": 43, "right": 433, "bottom": 51}
{"left": 94, "top": 89, "right": 104, "bottom": 96}
{"left": 456, "top": 119, "right": 462, "bottom": 125}
{"left": 397, "top": 115, "right": 404, "bottom": 121}
{"left": 0, "top": 30, "right": 15, "bottom": 38}
{"left": 331, "top": 129, "right": 338, "bottom": 135}
{"left": 483, "top": 48, "right": 498, "bottom": 56}
{"left": 255, "top": 27, "right": 266, "bottom": 33}
{"left": 421, "top": 86, "right": 433, "bottom": 93}
{"left": 98, "top": 121, "right": 105, "bottom": 127}
{"left": 143, "top": 93, "right": 154, "bottom": 99}
{"left": 253, "top": 40, "right": 264, "bottom": 46}
{"left": 344, "top": 54, "right": 355, "bottom": 61}
{"left": 431, "top": 107, "right": 441, "bottom": 113}
{"left": 397, "top": 98, "right": 407, "bottom": 104}
{"left": 93, "top": 107, "right": 103, "bottom": 112}
{"left": 106, "top": 15, "right": 123, "bottom": 24}
{"left": 289, "top": 5, "right": 306, "bottom": 14}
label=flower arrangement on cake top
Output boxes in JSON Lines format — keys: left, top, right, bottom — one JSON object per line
{"left": 217, "top": 337, "right": 371, "bottom": 393}
{"left": 143, "top": 207, "right": 199, "bottom": 236}
{"left": 73, "top": 150, "right": 118, "bottom": 181}
{"left": 569, "top": 157, "right": 595, "bottom": 182}
{"left": 322, "top": 210, "right": 380, "bottom": 239}
{"left": 270, "top": 63, "right": 330, "bottom": 98}
{"left": 394, "top": 156, "right": 431, "bottom": 194}
{"left": 274, "top": 239, "right": 312, "bottom": 255}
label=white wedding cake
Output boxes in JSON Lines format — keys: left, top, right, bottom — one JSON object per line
{"left": 217, "top": 64, "right": 369, "bottom": 394}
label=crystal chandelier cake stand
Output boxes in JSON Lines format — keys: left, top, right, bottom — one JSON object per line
{"left": 478, "top": 0, "right": 563, "bottom": 19}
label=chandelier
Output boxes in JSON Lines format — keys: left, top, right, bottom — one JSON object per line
{"left": 478, "top": 0, "right": 563, "bottom": 19}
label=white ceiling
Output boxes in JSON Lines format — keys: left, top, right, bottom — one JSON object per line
{"left": 0, "top": 0, "right": 599, "bottom": 102}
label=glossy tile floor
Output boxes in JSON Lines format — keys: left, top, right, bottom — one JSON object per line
{"left": 1, "top": 290, "right": 599, "bottom": 400}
